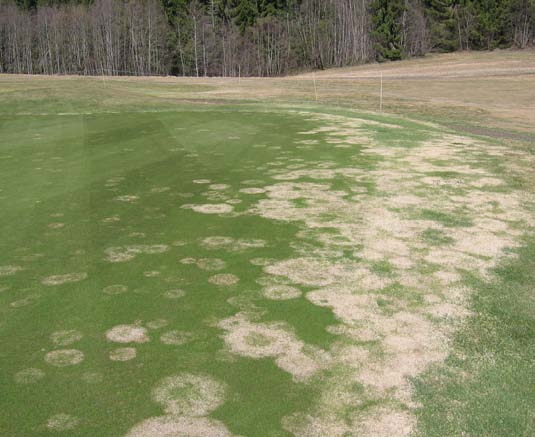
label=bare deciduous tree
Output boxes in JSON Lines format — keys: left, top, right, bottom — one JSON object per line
{"left": 0, "top": 0, "right": 532, "bottom": 77}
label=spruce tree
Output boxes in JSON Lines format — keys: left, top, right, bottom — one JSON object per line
{"left": 425, "top": 0, "right": 459, "bottom": 51}
{"left": 370, "top": 0, "right": 405, "bottom": 61}
{"left": 259, "top": 0, "right": 287, "bottom": 16}
{"left": 469, "top": 0, "right": 512, "bottom": 49}
{"left": 232, "top": 0, "right": 259, "bottom": 33}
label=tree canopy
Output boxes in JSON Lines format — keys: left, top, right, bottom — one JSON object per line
{"left": 1, "top": 0, "right": 533, "bottom": 76}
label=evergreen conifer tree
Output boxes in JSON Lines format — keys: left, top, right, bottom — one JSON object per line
{"left": 370, "top": 0, "right": 406, "bottom": 61}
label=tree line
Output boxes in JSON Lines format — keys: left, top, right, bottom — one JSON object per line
{"left": 1, "top": 0, "right": 534, "bottom": 76}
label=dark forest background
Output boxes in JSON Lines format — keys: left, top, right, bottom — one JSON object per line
{"left": 1, "top": 0, "right": 534, "bottom": 76}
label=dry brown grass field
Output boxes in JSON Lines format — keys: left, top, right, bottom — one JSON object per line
{"left": 6, "top": 49, "right": 535, "bottom": 133}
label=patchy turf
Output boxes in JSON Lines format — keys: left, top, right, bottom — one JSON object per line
{"left": 0, "top": 64, "right": 534, "bottom": 436}
{"left": 415, "top": 234, "right": 535, "bottom": 436}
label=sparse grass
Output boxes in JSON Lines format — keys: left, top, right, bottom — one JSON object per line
{"left": 419, "top": 209, "right": 474, "bottom": 228}
{"left": 421, "top": 228, "right": 455, "bottom": 246}
{"left": 425, "top": 170, "right": 464, "bottom": 179}
{"left": 370, "top": 260, "right": 396, "bottom": 277}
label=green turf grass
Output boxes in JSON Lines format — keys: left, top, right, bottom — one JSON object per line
{"left": 1, "top": 75, "right": 533, "bottom": 436}
{"left": 0, "top": 101, "right": 376, "bottom": 435}
{"left": 415, "top": 235, "right": 535, "bottom": 436}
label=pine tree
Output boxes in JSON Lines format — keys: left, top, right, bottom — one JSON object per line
{"left": 259, "top": 0, "right": 287, "bottom": 16}
{"left": 370, "top": 0, "right": 406, "bottom": 61}
{"left": 15, "top": 0, "right": 37, "bottom": 8}
{"left": 232, "top": 0, "right": 258, "bottom": 33}
{"left": 425, "top": 0, "right": 459, "bottom": 51}
{"left": 468, "top": 0, "right": 512, "bottom": 49}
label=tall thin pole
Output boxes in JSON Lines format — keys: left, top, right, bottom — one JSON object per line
{"left": 313, "top": 72, "right": 318, "bottom": 102}
{"left": 380, "top": 71, "right": 383, "bottom": 113}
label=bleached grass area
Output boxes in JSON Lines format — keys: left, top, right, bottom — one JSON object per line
{"left": 0, "top": 50, "right": 534, "bottom": 436}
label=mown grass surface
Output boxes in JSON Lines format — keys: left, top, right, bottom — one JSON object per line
{"left": 1, "top": 70, "right": 534, "bottom": 436}
{"left": 415, "top": 136, "right": 535, "bottom": 436}
{"left": 415, "top": 235, "right": 535, "bottom": 436}
{"left": 3, "top": 87, "right": 384, "bottom": 434}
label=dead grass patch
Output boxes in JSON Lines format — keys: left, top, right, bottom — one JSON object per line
{"left": 126, "top": 416, "right": 232, "bottom": 437}
{"left": 46, "top": 414, "right": 79, "bottom": 431}
{"left": 182, "top": 203, "right": 234, "bottom": 214}
{"left": 262, "top": 285, "right": 302, "bottom": 300}
{"left": 9, "top": 292, "right": 40, "bottom": 308}
{"left": 50, "top": 330, "right": 83, "bottom": 346}
{"left": 14, "top": 368, "right": 45, "bottom": 384}
{"left": 219, "top": 313, "right": 325, "bottom": 381}
{"left": 81, "top": 372, "right": 103, "bottom": 384}
{"left": 114, "top": 195, "right": 139, "bottom": 202}
{"left": 163, "top": 289, "right": 186, "bottom": 299}
{"left": 243, "top": 111, "right": 533, "bottom": 434}
{"left": 42, "top": 272, "right": 87, "bottom": 286}
{"left": 47, "top": 222, "right": 65, "bottom": 229}
{"left": 209, "top": 184, "right": 230, "bottom": 190}
{"left": 110, "top": 347, "right": 137, "bottom": 361}
{"left": 104, "top": 244, "right": 169, "bottom": 262}
{"left": 201, "top": 236, "right": 266, "bottom": 252}
{"left": 106, "top": 325, "right": 149, "bottom": 343}
{"left": 0, "top": 260, "right": 17, "bottom": 275}
{"left": 151, "top": 373, "right": 226, "bottom": 416}
{"left": 45, "top": 349, "right": 84, "bottom": 367}
{"left": 249, "top": 258, "right": 276, "bottom": 266}
{"left": 143, "top": 270, "right": 161, "bottom": 277}
{"left": 160, "top": 330, "right": 194, "bottom": 346}
{"left": 196, "top": 258, "right": 227, "bottom": 271}
{"left": 208, "top": 273, "right": 240, "bottom": 286}
{"left": 146, "top": 319, "right": 169, "bottom": 330}
{"left": 239, "top": 188, "right": 266, "bottom": 194}
{"left": 103, "top": 284, "right": 128, "bottom": 295}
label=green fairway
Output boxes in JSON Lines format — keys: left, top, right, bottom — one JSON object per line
{"left": 0, "top": 75, "right": 534, "bottom": 436}
{"left": 0, "top": 106, "right": 330, "bottom": 435}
